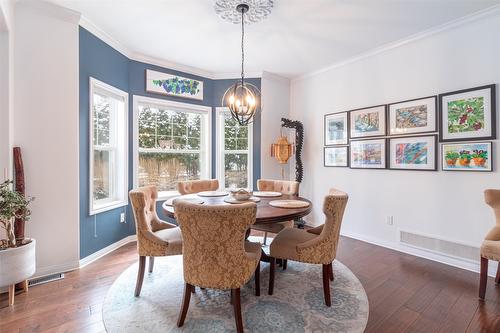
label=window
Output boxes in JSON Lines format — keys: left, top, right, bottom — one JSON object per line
{"left": 89, "top": 78, "right": 128, "bottom": 215}
{"left": 216, "top": 107, "right": 253, "bottom": 189}
{"left": 133, "top": 96, "right": 211, "bottom": 198}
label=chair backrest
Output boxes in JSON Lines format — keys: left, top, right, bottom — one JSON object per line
{"left": 174, "top": 201, "right": 257, "bottom": 289}
{"left": 257, "top": 179, "right": 300, "bottom": 195}
{"left": 484, "top": 189, "right": 500, "bottom": 241}
{"left": 129, "top": 185, "right": 160, "bottom": 244}
{"left": 177, "top": 179, "right": 219, "bottom": 195}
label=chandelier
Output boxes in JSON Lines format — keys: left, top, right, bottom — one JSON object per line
{"left": 218, "top": 1, "right": 273, "bottom": 125}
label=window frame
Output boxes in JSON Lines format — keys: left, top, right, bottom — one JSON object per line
{"left": 216, "top": 107, "right": 253, "bottom": 190}
{"left": 132, "top": 95, "right": 212, "bottom": 199}
{"left": 89, "top": 77, "right": 129, "bottom": 215}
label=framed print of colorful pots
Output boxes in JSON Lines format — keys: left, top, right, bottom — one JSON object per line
{"left": 324, "top": 146, "right": 349, "bottom": 167}
{"left": 324, "top": 112, "right": 348, "bottom": 145}
{"left": 350, "top": 138, "right": 386, "bottom": 169}
{"left": 349, "top": 105, "right": 386, "bottom": 139}
{"left": 441, "top": 141, "right": 492, "bottom": 171}
{"left": 388, "top": 135, "right": 437, "bottom": 171}
{"left": 388, "top": 96, "right": 437, "bottom": 136}
{"left": 439, "top": 84, "right": 496, "bottom": 142}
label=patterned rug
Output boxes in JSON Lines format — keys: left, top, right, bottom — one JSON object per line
{"left": 103, "top": 247, "right": 368, "bottom": 332}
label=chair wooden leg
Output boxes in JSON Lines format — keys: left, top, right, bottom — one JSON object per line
{"left": 230, "top": 289, "right": 234, "bottom": 304}
{"left": 22, "top": 280, "right": 29, "bottom": 292}
{"left": 479, "top": 257, "right": 488, "bottom": 300}
{"left": 282, "top": 259, "right": 287, "bottom": 270}
{"left": 328, "top": 262, "right": 334, "bottom": 281}
{"left": 135, "top": 256, "right": 146, "bottom": 297}
{"left": 255, "top": 261, "right": 260, "bottom": 296}
{"left": 177, "top": 283, "right": 193, "bottom": 327}
{"left": 495, "top": 262, "right": 500, "bottom": 284}
{"left": 268, "top": 257, "right": 276, "bottom": 295}
{"left": 232, "top": 288, "right": 243, "bottom": 333}
{"left": 148, "top": 256, "right": 155, "bottom": 273}
{"left": 322, "top": 263, "right": 332, "bottom": 307}
{"left": 263, "top": 232, "right": 268, "bottom": 245}
{"left": 8, "top": 284, "right": 15, "bottom": 306}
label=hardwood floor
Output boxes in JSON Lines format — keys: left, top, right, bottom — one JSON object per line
{"left": 1, "top": 236, "right": 500, "bottom": 332}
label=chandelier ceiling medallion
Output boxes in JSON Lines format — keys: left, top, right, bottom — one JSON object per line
{"left": 216, "top": 0, "right": 274, "bottom": 125}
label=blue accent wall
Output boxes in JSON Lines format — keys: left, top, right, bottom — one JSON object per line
{"left": 79, "top": 27, "right": 261, "bottom": 259}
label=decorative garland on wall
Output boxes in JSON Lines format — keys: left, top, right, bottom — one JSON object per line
{"left": 281, "top": 118, "right": 304, "bottom": 183}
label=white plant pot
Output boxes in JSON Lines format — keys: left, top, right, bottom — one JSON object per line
{"left": 0, "top": 238, "right": 36, "bottom": 287}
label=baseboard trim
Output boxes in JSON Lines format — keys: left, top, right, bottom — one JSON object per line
{"left": 79, "top": 235, "right": 137, "bottom": 268}
{"left": 341, "top": 230, "right": 498, "bottom": 278}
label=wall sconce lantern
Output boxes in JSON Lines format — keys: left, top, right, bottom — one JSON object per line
{"left": 271, "top": 134, "right": 295, "bottom": 178}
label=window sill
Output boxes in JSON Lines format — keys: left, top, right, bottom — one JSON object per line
{"left": 90, "top": 200, "right": 128, "bottom": 215}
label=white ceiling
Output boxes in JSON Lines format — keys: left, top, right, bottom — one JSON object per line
{"left": 49, "top": 0, "right": 500, "bottom": 78}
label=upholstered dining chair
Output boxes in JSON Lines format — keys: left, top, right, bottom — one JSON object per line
{"left": 267, "top": 188, "right": 348, "bottom": 307}
{"left": 174, "top": 201, "right": 261, "bottom": 333}
{"left": 479, "top": 189, "right": 500, "bottom": 300}
{"left": 251, "top": 179, "right": 300, "bottom": 243}
{"left": 129, "top": 186, "right": 183, "bottom": 297}
{"left": 177, "top": 179, "right": 219, "bottom": 195}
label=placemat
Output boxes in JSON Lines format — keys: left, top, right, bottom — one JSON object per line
{"left": 223, "top": 196, "right": 261, "bottom": 204}
{"left": 252, "top": 191, "right": 282, "bottom": 197}
{"left": 197, "top": 191, "right": 229, "bottom": 197}
{"left": 269, "top": 199, "right": 310, "bottom": 209}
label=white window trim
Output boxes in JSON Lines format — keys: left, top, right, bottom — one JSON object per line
{"left": 132, "top": 95, "right": 212, "bottom": 200}
{"left": 89, "top": 77, "right": 129, "bottom": 215}
{"left": 216, "top": 107, "right": 253, "bottom": 190}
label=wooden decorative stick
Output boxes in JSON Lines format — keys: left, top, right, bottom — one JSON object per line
{"left": 13, "top": 147, "right": 25, "bottom": 241}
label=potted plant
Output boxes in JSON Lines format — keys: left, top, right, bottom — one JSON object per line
{"left": 472, "top": 149, "right": 488, "bottom": 167}
{"left": 0, "top": 180, "right": 35, "bottom": 306}
{"left": 445, "top": 151, "right": 459, "bottom": 167}
{"left": 459, "top": 150, "right": 472, "bottom": 167}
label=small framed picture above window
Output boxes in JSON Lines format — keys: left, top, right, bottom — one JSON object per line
{"left": 324, "top": 112, "right": 348, "bottom": 145}
{"left": 324, "top": 146, "right": 349, "bottom": 167}
{"left": 439, "top": 84, "right": 496, "bottom": 142}
{"left": 89, "top": 78, "right": 129, "bottom": 215}
{"left": 388, "top": 96, "right": 437, "bottom": 136}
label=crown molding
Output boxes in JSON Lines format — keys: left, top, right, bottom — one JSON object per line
{"left": 79, "top": 15, "right": 131, "bottom": 58}
{"left": 262, "top": 71, "right": 290, "bottom": 84}
{"left": 17, "top": 0, "right": 81, "bottom": 25}
{"left": 292, "top": 4, "right": 500, "bottom": 83}
{"left": 212, "top": 71, "right": 263, "bottom": 80}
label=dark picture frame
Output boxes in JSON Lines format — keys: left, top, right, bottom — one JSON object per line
{"left": 324, "top": 146, "right": 349, "bottom": 167}
{"left": 324, "top": 112, "right": 348, "bottom": 145}
{"left": 387, "top": 96, "right": 437, "bottom": 136}
{"left": 439, "top": 84, "right": 496, "bottom": 142}
{"left": 441, "top": 141, "right": 493, "bottom": 172}
{"left": 349, "top": 138, "right": 387, "bottom": 169}
{"left": 348, "top": 104, "right": 387, "bottom": 139}
{"left": 388, "top": 135, "right": 438, "bottom": 171}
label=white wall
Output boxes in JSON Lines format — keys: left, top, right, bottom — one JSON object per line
{"left": 290, "top": 9, "right": 500, "bottom": 274}
{"left": 260, "top": 71, "right": 291, "bottom": 180}
{"left": 13, "top": 1, "right": 80, "bottom": 276}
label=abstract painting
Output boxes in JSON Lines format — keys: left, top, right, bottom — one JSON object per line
{"left": 324, "top": 112, "right": 348, "bottom": 145}
{"left": 388, "top": 96, "right": 437, "bottom": 135}
{"left": 350, "top": 139, "right": 386, "bottom": 169}
{"left": 145, "top": 69, "right": 204, "bottom": 100}
{"left": 324, "top": 146, "right": 348, "bottom": 167}
{"left": 442, "top": 141, "right": 492, "bottom": 171}
{"left": 389, "top": 135, "right": 437, "bottom": 170}
{"left": 350, "top": 105, "right": 386, "bottom": 138}
{"left": 439, "top": 84, "right": 495, "bottom": 142}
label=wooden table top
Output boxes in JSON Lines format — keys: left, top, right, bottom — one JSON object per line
{"left": 162, "top": 193, "right": 312, "bottom": 225}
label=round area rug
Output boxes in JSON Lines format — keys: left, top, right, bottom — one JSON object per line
{"left": 103, "top": 251, "right": 368, "bottom": 333}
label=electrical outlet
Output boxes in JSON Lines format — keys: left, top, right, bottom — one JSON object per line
{"left": 386, "top": 216, "right": 394, "bottom": 226}
{"left": 120, "top": 212, "right": 126, "bottom": 223}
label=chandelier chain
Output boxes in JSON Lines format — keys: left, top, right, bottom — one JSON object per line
{"left": 241, "top": 6, "right": 245, "bottom": 86}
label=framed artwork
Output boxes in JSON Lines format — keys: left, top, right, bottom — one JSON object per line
{"left": 324, "top": 112, "right": 348, "bottom": 145}
{"left": 388, "top": 96, "right": 437, "bottom": 136}
{"left": 439, "top": 84, "right": 496, "bottom": 142}
{"left": 442, "top": 141, "right": 492, "bottom": 172}
{"left": 324, "top": 146, "right": 349, "bottom": 167}
{"left": 145, "top": 69, "right": 204, "bottom": 100}
{"left": 388, "top": 135, "right": 437, "bottom": 171}
{"left": 350, "top": 138, "right": 387, "bottom": 169}
{"left": 349, "top": 105, "right": 387, "bottom": 138}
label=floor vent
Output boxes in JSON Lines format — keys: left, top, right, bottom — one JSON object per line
{"left": 28, "top": 273, "right": 65, "bottom": 287}
{"left": 400, "top": 230, "right": 479, "bottom": 261}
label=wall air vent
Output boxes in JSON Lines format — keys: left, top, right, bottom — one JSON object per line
{"left": 28, "top": 273, "right": 65, "bottom": 287}
{"left": 400, "top": 230, "right": 479, "bottom": 262}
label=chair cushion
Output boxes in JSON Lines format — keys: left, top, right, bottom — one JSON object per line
{"left": 245, "top": 241, "right": 262, "bottom": 261}
{"left": 251, "top": 220, "right": 294, "bottom": 234}
{"left": 154, "top": 227, "right": 183, "bottom": 255}
{"left": 481, "top": 240, "right": 500, "bottom": 261}
{"left": 270, "top": 228, "right": 317, "bottom": 261}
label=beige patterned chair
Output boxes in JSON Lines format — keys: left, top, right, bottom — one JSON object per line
{"left": 268, "top": 188, "right": 348, "bottom": 307}
{"left": 479, "top": 189, "right": 500, "bottom": 299}
{"left": 129, "top": 186, "right": 182, "bottom": 297}
{"left": 174, "top": 201, "right": 261, "bottom": 333}
{"left": 177, "top": 179, "right": 219, "bottom": 195}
